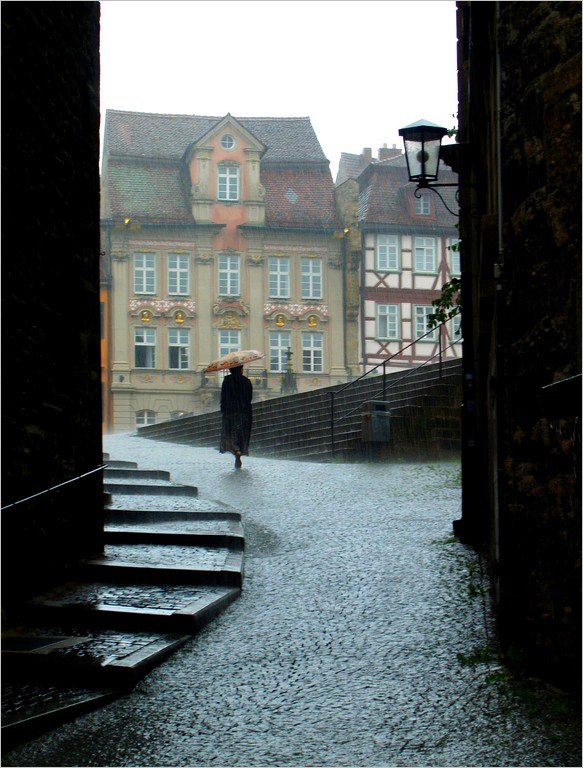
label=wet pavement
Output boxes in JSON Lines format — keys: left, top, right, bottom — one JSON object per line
{"left": 3, "top": 433, "right": 581, "bottom": 767}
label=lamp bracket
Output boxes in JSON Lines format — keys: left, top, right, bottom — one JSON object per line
{"left": 414, "top": 184, "right": 460, "bottom": 217}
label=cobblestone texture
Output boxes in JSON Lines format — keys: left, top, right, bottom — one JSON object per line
{"left": 4, "top": 434, "right": 581, "bottom": 767}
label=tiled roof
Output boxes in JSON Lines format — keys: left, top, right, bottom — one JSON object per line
{"left": 262, "top": 167, "right": 339, "bottom": 229}
{"left": 103, "top": 110, "right": 328, "bottom": 163}
{"left": 359, "top": 162, "right": 458, "bottom": 229}
{"left": 102, "top": 160, "right": 193, "bottom": 224}
{"left": 335, "top": 152, "right": 367, "bottom": 185}
{"left": 101, "top": 110, "right": 335, "bottom": 227}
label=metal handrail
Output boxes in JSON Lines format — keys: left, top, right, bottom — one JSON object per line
{"left": 1, "top": 464, "right": 107, "bottom": 511}
{"left": 330, "top": 324, "right": 463, "bottom": 456}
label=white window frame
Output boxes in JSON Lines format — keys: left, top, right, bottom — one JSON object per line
{"left": 414, "top": 305, "right": 438, "bottom": 341}
{"left": 376, "top": 235, "right": 400, "bottom": 272}
{"left": 415, "top": 194, "right": 431, "bottom": 215}
{"left": 449, "top": 238, "right": 461, "bottom": 275}
{"left": 269, "top": 331, "right": 291, "bottom": 372}
{"left": 167, "top": 253, "right": 189, "bottom": 295}
{"left": 217, "top": 165, "right": 239, "bottom": 201}
{"left": 218, "top": 329, "right": 241, "bottom": 358}
{"left": 301, "top": 257, "right": 322, "bottom": 299}
{"left": 377, "top": 303, "right": 400, "bottom": 340}
{"left": 134, "top": 252, "right": 156, "bottom": 294}
{"left": 414, "top": 237, "right": 437, "bottom": 273}
{"left": 451, "top": 313, "right": 462, "bottom": 338}
{"left": 268, "top": 257, "right": 290, "bottom": 299}
{"left": 302, "top": 332, "right": 323, "bottom": 373}
{"left": 135, "top": 409, "right": 156, "bottom": 427}
{"left": 218, "top": 253, "right": 240, "bottom": 296}
{"left": 134, "top": 327, "right": 156, "bottom": 368}
{"left": 220, "top": 134, "right": 235, "bottom": 150}
{"left": 168, "top": 328, "right": 189, "bottom": 370}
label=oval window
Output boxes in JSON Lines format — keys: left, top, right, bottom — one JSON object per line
{"left": 220, "top": 134, "right": 235, "bottom": 150}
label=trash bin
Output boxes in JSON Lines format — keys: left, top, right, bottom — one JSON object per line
{"left": 362, "top": 400, "right": 391, "bottom": 442}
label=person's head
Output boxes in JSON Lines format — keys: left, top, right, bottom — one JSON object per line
{"left": 231, "top": 365, "right": 243, "bottom": 376}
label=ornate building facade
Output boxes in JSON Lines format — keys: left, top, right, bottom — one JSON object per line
{"left": 101, "top": 111, "right": 346, "bottom": 431}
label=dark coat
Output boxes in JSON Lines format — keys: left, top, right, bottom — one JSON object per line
{"left": 219, "top": 366, "right": 253, "bottom": 456}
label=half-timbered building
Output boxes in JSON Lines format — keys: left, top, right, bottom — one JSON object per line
{"left": 337, "top": 150, "right": 460, "bottom": 372}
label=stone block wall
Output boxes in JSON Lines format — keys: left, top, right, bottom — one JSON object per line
{"left": 1, "top": 2, "right": 104, "bottom": 607}
{"left": 496, "top": 1, "right": 581, "bottom": 688}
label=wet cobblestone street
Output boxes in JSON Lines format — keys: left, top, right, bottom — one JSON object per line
{"left": 4, "top": 434, "right": 581, "bottom": 767}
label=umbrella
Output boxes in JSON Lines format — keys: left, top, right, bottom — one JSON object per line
{"left": 203, "top": 349, "right": 265, "bottom": 373}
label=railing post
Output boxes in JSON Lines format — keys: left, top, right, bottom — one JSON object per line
{"left": 383, "top": 360, "right": 387, "bottom": 400}
{"left": 330, "top": 391, "right": 335, "bottom": 458}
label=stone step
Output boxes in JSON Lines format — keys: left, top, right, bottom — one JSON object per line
{"left": 104, "top": 468, "right": 171, "bottom": 481}
{"left": 104, "top": 482, "right": 198, "bottom": 497}
{"left": 23, "top": 581, "right": 242, "bottom": 633}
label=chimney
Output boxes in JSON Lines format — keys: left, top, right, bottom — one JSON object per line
{"left": 378, "top": 143, "right": 401, "bottom": 161}
{"left": 362, "top": 147, "right": 372, "bottom": 164}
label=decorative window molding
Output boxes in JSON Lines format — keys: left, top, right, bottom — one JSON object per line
{"left": 217, "top": 165, "right": 239, "bottom": 201}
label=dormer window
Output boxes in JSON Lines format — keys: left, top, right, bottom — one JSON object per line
{"left": 415, "top": 193, "right": 431, "bottom": 215}
{"left": 217, "top": 164, "right": 239, "bottom": 201}
{"left": 220, "top": 133, "right": 235, "bottom": 150}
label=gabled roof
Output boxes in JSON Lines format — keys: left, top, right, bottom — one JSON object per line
{"left": 101, "top": 110, "right": 337, "bottom": 228}
{"left": 358, "top": 161, "right": 458, "bottom": 229}
{"left": 335, "top": 152, "right": 368, "bottom": 185}
{"left": 103, "top": 110, "right": 329, "bottom": 164}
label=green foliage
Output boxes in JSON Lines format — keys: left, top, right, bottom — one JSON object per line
{"left": 457, "top": 645, "right": 497, "bottom": 667}
{"left": 427, "top": 277, "right": 462, "bottom": 329}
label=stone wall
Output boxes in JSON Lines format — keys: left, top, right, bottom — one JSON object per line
{"left": 456, "top": 0, "right": 581, "bottom": 690}
{"left": 497, "top": 0, "right": 581, "bottom": 688}
{"left": 1, "top": 3, "right": 104, "bottom": 607}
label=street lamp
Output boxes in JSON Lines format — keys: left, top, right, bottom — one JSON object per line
{"left": 398, "top": 118, "right": 460, "bottom": 215}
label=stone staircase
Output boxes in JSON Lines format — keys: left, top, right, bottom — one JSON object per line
{"left": 137, "top": 359, "right": 462, "bottom": 461}
{"left": 1, "top": 458, "right": 244, "bottom": 749}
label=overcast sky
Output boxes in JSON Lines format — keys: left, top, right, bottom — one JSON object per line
{"left": 100, "top": 0, "right": 458, "bottom": 178}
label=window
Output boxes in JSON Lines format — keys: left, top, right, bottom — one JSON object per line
{"left": 377, "top": 304, "right": 400, "bottom": 339}
{"left": 449, "top": 238, "right": 461, "bottom": 275}
{"left": 134, "top": 328, "right": 156, "bottom": 368}
{"left": 168, "top": 253, "right": 189, "bottom": 295}
{"left": 414, "top": 237, "right": 436, "bottom": 272}
{"left": 451, "top": 313, "right": 462, "bottom": 338}
{"left": 220, "top": 134, "right": 235, "bottom": 150}
{"left": 414, "top": 305, "right": 438, "bottom": 341}
{"left": 415, "top": 194, "right": 430, "bottom": 215}
{"left": 218, "top": 329, "right": 241, "bottom": 358}
{"left": 218, "top": 252, "right": 240, "bottom": 296}
{"left": 136, "top": 409, "right": 156, "bottom": 427}
{"left": 376, "top": 235, "right": 400, "bottom": 271}
{"left": 301, "top": 257, "right": 322, "bottom": 299}
{"left": 168, "top": 328, "right": 189, "bottom": 369}
{"left": 269, "top": 331, "right": 291, "bottom": 372}
{"left": 134, "top": 253, "right": 156, "bottom": 294}
{"left": 268, "top": 257, "right": 290, "bottom": 298}
{"left": 302, "top": 333, "right": 323, "bottom": 373}
{"left": 217, "top": 165, "right": 239, "bottom": 201}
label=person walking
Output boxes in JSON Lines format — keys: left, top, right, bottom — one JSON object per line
{"left": 219, "top": 365, "right": 253, "bottom": 468}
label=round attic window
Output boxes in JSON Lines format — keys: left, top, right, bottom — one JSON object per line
{"left": 220, "top": 133, "right": 235, "bottom": 150}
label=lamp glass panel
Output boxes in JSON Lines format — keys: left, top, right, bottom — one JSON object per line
{"left": 404, "top": 137, "right": 442, "bottom": 181}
